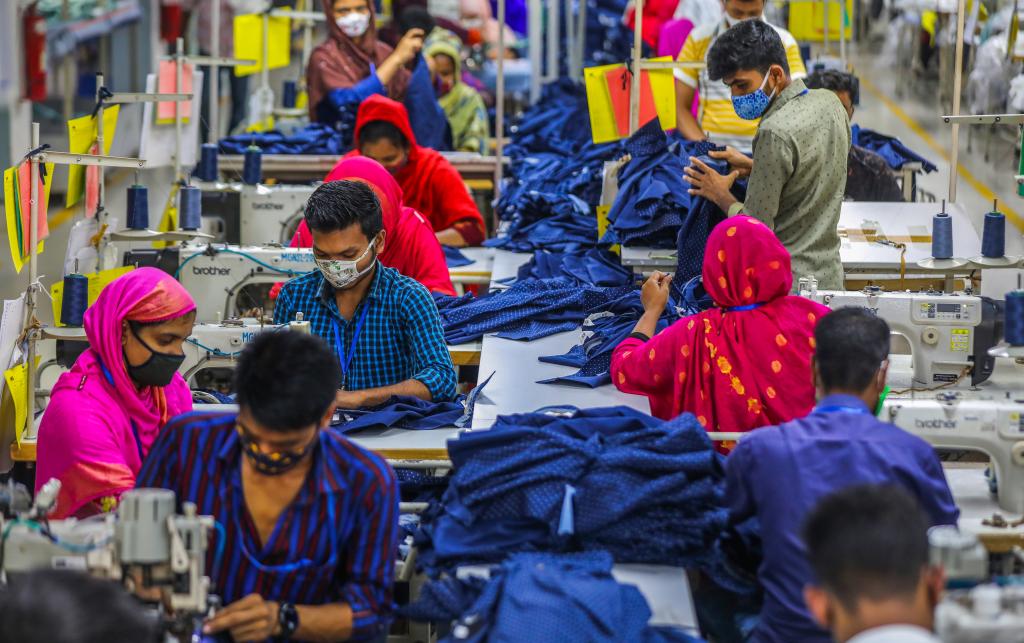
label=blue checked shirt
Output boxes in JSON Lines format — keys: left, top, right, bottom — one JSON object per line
{"left": 274, "top": 262, "right": 457, "bottom": 401}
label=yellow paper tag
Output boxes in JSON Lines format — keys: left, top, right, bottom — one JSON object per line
{"left": 584, "top": 59, "right": 677, "bottom": 144}
{"left": 50, "top": 266, "right": 135, "bottom": 327}
{"left": 66, "top": 106, "right": 120, "bottom": 208}
{"left": 596, "top": 204, "right": 621, "bottom": 256}
{"left": 4, "top": 166, "right": 48, "bottom": 274}
{"left": 5, "top": 358, "right": 40, "bottom": 446}
{"left": 234, "top": 12, "right": 292, "bottom": 77}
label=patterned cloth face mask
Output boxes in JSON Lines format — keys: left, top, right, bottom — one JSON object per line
{"left": 731, "top": 71, "right": 776, "bottom": 120}
{"left": 315, "top": 235, "right": 378, "bottom": 290}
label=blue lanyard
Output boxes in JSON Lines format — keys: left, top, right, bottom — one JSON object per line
{"left": 98, "top": 360, "right": 146, "bottom": 463}
{"left": 814, "top": 404, "right": 871, "bottom": 416}
{"left": 332, "top": 302, "right": 371, "bottom": 389}
{"left": 723, "top": 302, "right": 764, "bottom": 312}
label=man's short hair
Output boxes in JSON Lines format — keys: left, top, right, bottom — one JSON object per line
{"left": 805, "top": 69, "right": 860, "bottom": 105}
{"left": 803, "top": 484, "right": 930, "bottom": 611}
{"left": 707, "top": 19, "right": 790, "bottom": 82}
{"left": 304, "top": 180, "right": 383, "bottom": 240}
{"left": 234, "top": 331, "right": 342, "bottom": 432}
{"left": 814, "top": 306, "right": 890, "bottom": 392}
{"left": 0, "top": 569, "right": 161, "bottom": 643}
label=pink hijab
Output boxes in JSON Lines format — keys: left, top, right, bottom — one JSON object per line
{"left": 37, "top": 268, "right": 195, "bottom": 518}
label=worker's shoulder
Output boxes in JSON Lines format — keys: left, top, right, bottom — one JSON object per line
{"left": 321, "top": 428, "right": 397, "bottom": 492}
{"left": 279, "top": 268, "right": 323, "bottom": 294}
{"left": 380, "top": 265, "right": 433, "bottom": 303}
{"left": 683, "top": 22, "right": 717, "bottom": 49}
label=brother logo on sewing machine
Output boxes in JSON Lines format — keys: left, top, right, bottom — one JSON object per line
{"left": 192, "top": 266, "right": 232, "bottom": 276}
{"left": 251, "top": 202, "right": 286, "bottom": 210}
{"left": 915, "top": 418, "right": 958, "bottom": 430}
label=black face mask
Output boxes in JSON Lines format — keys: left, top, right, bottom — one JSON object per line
{"left": 236, "top": 422, "right": 318, "bottom": 476}
{"left": 124, "top": 323, "right": 185, "bottom": 388}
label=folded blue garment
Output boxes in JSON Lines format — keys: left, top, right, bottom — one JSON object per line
{"left": 219, "top": 123, "right": 350, "bottom": 156}
{"left": 852, "top": 124, "right": 938, "bottom": 173}
{"left": 487, "top": 191, "right": 598, "bottom": 253}
{"left": 507, "top": 248, "right": 634, "bottom": 288}
{"left": 331, "top": 396, "right": 466, "bottom": 434}
{"left": 443, "top": 246, "right": 474, "bottom": 268}
{"left": 403, "top": 551, "right": 705, "bottom": 642}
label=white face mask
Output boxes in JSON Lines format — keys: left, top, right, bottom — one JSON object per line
{"left": 724, "top": 13, "right": 762, "bottom": 27}
{"left": 336, "top": 12, "right": 371, "bottom": 38}
{"left": 315, "top": 236, "right": 378, "bottom": 290}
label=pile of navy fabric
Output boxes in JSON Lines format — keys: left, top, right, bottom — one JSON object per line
{"left": 852, "top": 124, "right": 938, "bottom": 173}
{"left": 538, "top": 289, "right": 680, "bottom": 387}
{"left": 219, "top": 122, "right": 352, "bottom": 156}
{"left": 506, "top": 248, "right": 634, "bottom": 288}
{"left": 413, "top": 406, "right": 728, "bottom": 575}
{"left": 485, "top": 191, "right": 597, "bottom": 253}
{"left": 331, "top": 395, "right": 468, "bottom": 434}
{"left": 434, "top": 279, "right": 635, "bottom": 344}
{"left": 584, "top": 0, "right": 644, "bottom": 67}
{"left": 402, "top": 551, "right": 705, "bottom": 642}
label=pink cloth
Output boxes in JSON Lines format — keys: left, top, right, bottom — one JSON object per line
{"left": 659, "top": 19, "right": 699, "bottom": 118}
{"left": 37, "top": 268, "right": 195, "bottom": 519}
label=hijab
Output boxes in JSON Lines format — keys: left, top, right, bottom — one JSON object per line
{"left": 424, "top": 31, "right": 489, "bottom": 154}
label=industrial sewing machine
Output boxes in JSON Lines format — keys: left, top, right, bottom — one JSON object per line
{"left": 238, "top": 183, "right": 315, "bottom": 247}
{"left": 182, "top": 319, "right": 285, "bottom": 393}
{"left": 800, "top": 285, "right": 1004, "bottom": 388}
{"left": 1, "top": 479, "right": 216, "bottom": 637}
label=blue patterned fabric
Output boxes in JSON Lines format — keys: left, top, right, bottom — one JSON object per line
{"left": 405, "top": 55, "right": 452, "bottom": 152}
{"left": 332, "top": 396, "right": 466, "bottom": 434}
{"left": 851, "top": 124, "right": 938, "bottom": 173}
{"left": 414, "top": 406, "right": 727, "bottom": 574}
{"left": 403, "top": 552, "right": 705, "bottom": 642}
{"left": 507, "top": 248, "right": 634, "bottom": 288}
{"left": 485, "top": 191, "right": 598, "bottom": 253}
{"left": 443, "top": 246, "right": 474, "bottom": 268}
{"left": 219, "top": 123, "right": 351, "bottom": 156}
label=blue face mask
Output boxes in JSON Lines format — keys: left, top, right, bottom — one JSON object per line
{"left": 731, "top": 71, "right": 776, "bottom": 120}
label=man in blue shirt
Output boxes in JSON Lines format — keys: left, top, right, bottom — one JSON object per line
{"left": 724, "top": 306, "right": 959, "bottom": 643}
{"left": 274, "top": 180, "right": 457, "bottom": 408}
{"left": 138, "top": 330, "right": 399, "bottom": 642}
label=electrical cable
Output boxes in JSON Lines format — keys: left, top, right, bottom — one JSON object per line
{"left": 174, "top": 247, "right": 311, "bottom": 279}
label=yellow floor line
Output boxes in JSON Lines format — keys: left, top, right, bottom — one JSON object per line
{"left": 859, "top": 75, "right": 1024, "bottom": 231}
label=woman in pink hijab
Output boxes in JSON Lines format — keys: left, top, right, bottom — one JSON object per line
{"left": 37, "top": 268, "right": 197, "bottom": 519}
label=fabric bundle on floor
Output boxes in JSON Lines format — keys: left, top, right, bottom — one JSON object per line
{"left": 414, "top": 406, "right": 727, "bottom": 574}
{"left": 506, "top": 248, "right": 634, "bottom": 288}
{"left": 851, "top": 124, "right": 938, "bottom": 173}
{"left": 403, "top": 551, "right": 705, "bottom": 642}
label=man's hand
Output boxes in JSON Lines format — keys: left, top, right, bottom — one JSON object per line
{"left": 394, "top": 28, "right": 425, "bottom": 64}
{"left": 683, "top": 157, "right": 739, "bottom": 212}
{"left": 204, "top": 594, "right": 279, "bottom": 642}
{"left": 708, "top": 146, "right": 753, "bottom": 178}
{"left": 336, "top": 389, "right": 367, "bottom": 409}
{"left": 641, "top": 271, "right": 673, "bottom": 314}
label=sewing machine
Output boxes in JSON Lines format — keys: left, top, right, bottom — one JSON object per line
{"left": 800, "top": 286, "right": 1004, "bottom": 388}
{"left": 177, "top": 243, "right": 315, "bottom": 322}
{"left": 238, "top": 183, "right": 315, "bottom": 247}
{"left": 1, "top": 480, "right": 215, "bottom": 636}
{"left": 182, "top": 319, "right": 285, "bottom": 390}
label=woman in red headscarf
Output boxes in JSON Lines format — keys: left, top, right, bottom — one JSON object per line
{"left": 344, "top": 94, "right": 486, "bottom": 247}
{"left": 307, "top": 0, "right": 424, "bottom": 123}
{"left": 291, "top": 156, "right": 456, "bottom": 295}
{"left": 611, "top": 215, "right": 830, "bottom": 437}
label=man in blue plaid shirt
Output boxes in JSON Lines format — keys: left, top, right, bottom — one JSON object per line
{"left": 274, "top": 180, "right": 457, "bottom": 407}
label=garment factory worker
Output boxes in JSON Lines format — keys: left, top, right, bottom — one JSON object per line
{"left": 346, "top": 94, "right": 487, "bottom": 247}
{"left": 307, "top": 0, "right": 425, "bottom": 123}
{"left": 290, "top": 157, "right": 457, "bottom": 296}
{"left": 673, "top": 0, "right": 806, "bottom": 152}
{"left": 804, "top": 69, "right": 905, "bottom": 203}
{"left": 138, "top": 331, "right": 398, "bottom": 642}
{"left": 36, "top": 268, "right": 196, "bottom": 520}
{"left": 723, "top": 307, "right": 959, "bottom": 643}
{"left": 274, "top": 180, "right": 457, "bottom": 407}
{"left": 803, "top": 485, "right": 945, "bottom": 643}
{"left": 610, "top": 216, "right": 828, "bottom": 437}
{"left": 425, "top": 30, "right": 490, "bottom": 154}
{"left": 684, "top": 20, "right": 849, "bottom": 291}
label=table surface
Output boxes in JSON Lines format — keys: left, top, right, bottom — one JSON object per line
{"left": 447, "top": 247, "right": 496, "bottom": 280}
{"left": 944, "top": 464, "right": 1024, "bottom": 551}
{"left": 621, "top": 202, "right": 982, "bottom": 272}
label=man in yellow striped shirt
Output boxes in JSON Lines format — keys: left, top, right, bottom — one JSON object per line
{"left": 674, "top": 0, "right": 806, "bottom": 153}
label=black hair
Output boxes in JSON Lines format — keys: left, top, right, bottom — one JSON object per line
{"left": 803, "top": 484, "right": 930, "bottom": 611}
{"left": 398, "top": 5, "right": 435, "bottom": 35}
{"left": 359, "top": 119, "right": 410, "bottom": 151}
{"left": 0, "top": 569, "right": 161, "bottom": 643}
{"left": 805, "top": 69, "right": 860, "bottom": 105}
{"left": 303, "top": 180, "right": 383, "bottom": 240}
{"left": 814, "top": 306, "right": 890, "bottom": 392}
{"left": 234, "top": 331, "right": 342, "bottom": 432}
{"left": 707, "top": 19, "right": 790, "bottom": 82}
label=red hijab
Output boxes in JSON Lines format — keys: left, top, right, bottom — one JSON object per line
{"left": 345, "top": 95, "right": 486, "bottom": 244}
{"left": 611, "top": 216, "right": 830, "bottom": 436}
{"left": 307, "top": 0, "right": 410, "bottom": 120}
{"left": 292, "top": 157, "right": 456, "bottom": 295}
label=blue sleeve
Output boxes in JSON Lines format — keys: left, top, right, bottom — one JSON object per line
{"left": 401, "top": 284, "right": 457, "bottom": 401}
{"left": 327, "top": 73, "right": 385, "bottom": 112}
{"left": 724, "top": 440, "right": 758, "bottom": 527}
{"left": 137, "top": 416, "right": 183, "bottom": 492}
{"left": 912, "top": 446, "right": 961, "bottom": 527}
{"left": 273, "top": 284, "right": 295, "bottom": 325}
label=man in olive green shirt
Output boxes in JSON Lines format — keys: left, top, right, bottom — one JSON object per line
{"left": 684, "top": 20, "right": 850, "bottom": 291}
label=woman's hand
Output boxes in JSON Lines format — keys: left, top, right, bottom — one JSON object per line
{"left": 393, "top": 28, "right": 425, "bottom": 65}
{"left": 641, "top": 271, "right": 673, "bottom": 314}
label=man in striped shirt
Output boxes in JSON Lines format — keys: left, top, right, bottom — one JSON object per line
{"left": 138, "top": 330, "right": 398, "bottom": 642}
{"left": 673, "top": 0, "right": 806, "bottom": 153}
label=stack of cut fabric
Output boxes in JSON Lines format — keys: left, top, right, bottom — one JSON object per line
{"left": 851, "top": 124, "right": 938, "bottom": 172}
{"left": 485, "top": 191, "right": 597, "bottom": 253}
{"left": 508, "top": 248, "right": 634, "bottom": 288}
{"left": 218, "top": 122, "right": 353, "bottom": 156}
{"left": 403, "top": 551, "right": 705, "bottom": 642}
{"left": 414, "top": 407, "right": 727, "bottom": 574}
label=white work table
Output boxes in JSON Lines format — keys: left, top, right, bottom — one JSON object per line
{"left": 946, "top": 464, "right": 1024, "bottom": 552}
{"left": 447, "top": 247, "right": 496, "bottom": 287}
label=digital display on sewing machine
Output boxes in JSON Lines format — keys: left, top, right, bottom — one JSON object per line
{"left": 915, "top": 300, "right": 977, "bottom": 323}
{"left": 936, "top": 304, "right": 960, "bottom": 313}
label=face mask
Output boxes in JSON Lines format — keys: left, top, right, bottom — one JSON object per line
{"left": 315, "top": 235, "right": 378, "bottom": 290}
{"left": 437, "top": 78, "right": 454, "bottom": 96}
{"left": 336, "top": 12, "right": 370, "bottom": 38}
{"left": 731, "top": 70, "right": 776, "bottom": 120}
{"left": 124, "top": 324, "right": 185, "bottom": 388}
{"left": 237, "top": 424, "right": 317, "bottom": 476}
{"left": 724, "top": 13, "right": 762, "bottom": 27}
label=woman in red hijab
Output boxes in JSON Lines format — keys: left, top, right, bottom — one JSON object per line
{"left": 611, "top": 215, "right": 830, "bottom": 437}
{"left": 307, "top": 0, "right": 424, "bottom": 122}
{"left": 291, "top": 156, "right": 456, "bottom": 296}
{"left": 344, "top": 94, "right": 487, "bottom": 247}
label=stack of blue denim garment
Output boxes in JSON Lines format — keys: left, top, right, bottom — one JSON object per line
{"left": 414, "top": 406, "right": 727, "bottom": 574}
{"left": 485, "top": 191, "right": 597, "bottom": 253}
{"left": 402, "top": 552, "right": 705, "bottom": 642}
{"left": 507, "top": 248, "right": 634, "bottom": 288}
{"left": 852, "top": 124, "right": 938, "bottom": 173}
{"left": 331, "top": 395, "right": 468, "bottom": 434}
{"left": 538, "top": 289, "right": 680, "bottom": 387}
{"left": 219, "top": 123, "right": 350, "bottom": 156}
{"left": 434, "top": 279, "right": 636, "bottom": 344}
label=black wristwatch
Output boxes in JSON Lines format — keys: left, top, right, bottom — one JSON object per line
{"left": 277, "top": 602, "right": 299, "bottom": 639}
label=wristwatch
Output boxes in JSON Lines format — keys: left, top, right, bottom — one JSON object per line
{"left": 277, "top": 602, "right": 299, "bottom": 639}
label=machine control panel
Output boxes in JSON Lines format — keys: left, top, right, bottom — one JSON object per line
{"left": 911, "top": 297, "right": 981, "bottom": 324}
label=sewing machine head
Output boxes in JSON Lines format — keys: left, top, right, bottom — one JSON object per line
{"left": 182, "top": 318, "right": 284, "bottom": 393}
{"left": 238, "top": 183, "right": 316, "bottom": 247}
{"left": 177, "top": 243, "right": 315, "bottom": 322}
{"left": 801, "top": 286, "right": 1004, "bottom": 388}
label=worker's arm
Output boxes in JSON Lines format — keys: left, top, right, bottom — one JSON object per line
{"left": 204, "top": 596, "right": 355, "bottom": 642}
{"left": 377, "top": 28, "right": 425, "bottom": 86}
{"left": 336, "top": 378, "right": 432, "bottom": 408}
{"left": 610, "top": 272, "right": 678, "bottom": 396}
{"left": 674, "top": 80, "right": 705, "bottom": 141}
{"left": 726, "top": 129, "right": 793, "bottom": 224}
